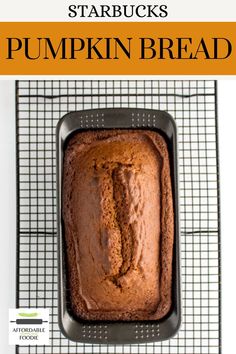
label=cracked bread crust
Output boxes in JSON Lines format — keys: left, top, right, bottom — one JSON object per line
{"left": 63, "top": 129, "right": 174, "bottom": 321}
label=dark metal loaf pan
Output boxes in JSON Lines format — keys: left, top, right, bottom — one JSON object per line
{"left": 56, "top": 108, "right": 181, "bottom": 344}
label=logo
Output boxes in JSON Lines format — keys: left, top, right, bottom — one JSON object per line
{"left": 9, "top": 308, "right": 49, "bottom": 345}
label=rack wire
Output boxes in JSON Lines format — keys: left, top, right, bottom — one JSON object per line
{"left": 16, "top": 80, "right": 221, "bottom": 354}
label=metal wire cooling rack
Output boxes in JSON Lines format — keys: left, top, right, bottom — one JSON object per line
{"left": 16, "top": 80, "right": 221, "bottom": 354}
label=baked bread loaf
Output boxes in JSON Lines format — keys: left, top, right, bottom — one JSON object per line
{"left": 63, "top": 129, "right": 174, "bottom": 321}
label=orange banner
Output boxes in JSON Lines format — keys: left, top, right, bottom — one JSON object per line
{"left": 0, "top": 22, "right": 235, "bottom": 74}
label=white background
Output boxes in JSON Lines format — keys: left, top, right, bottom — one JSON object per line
{"left": 1, "top": 1, "right": 236, "bottom": 352}
{"left": 0, "top": 78, "right": 235, "bottom": 353}
{"left": 0, "top": 0, "right": 236, "bottom": 21}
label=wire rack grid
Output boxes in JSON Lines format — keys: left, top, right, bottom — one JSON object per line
{"left": 16, "top": 80, "right": 221, "bottom": 354}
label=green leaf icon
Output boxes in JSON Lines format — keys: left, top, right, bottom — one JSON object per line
{"left": 18, "top": 312, "right": 38, "bottom": 317}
